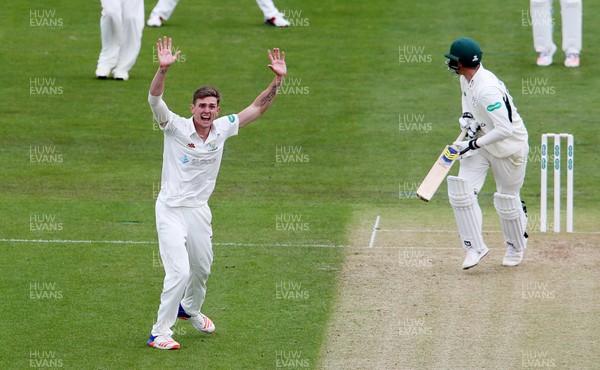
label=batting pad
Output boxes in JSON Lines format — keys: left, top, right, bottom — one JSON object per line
{"left": 447, "top": 176, "right": 486, "bottom": 253}
{"left": 494, "top": 193, "right": 527, "bottom": 252}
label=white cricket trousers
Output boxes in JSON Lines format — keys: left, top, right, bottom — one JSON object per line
{"left": 530, "top": 0, "right": 582, "bottom": 54}
{"left": 151, "top": 200, "right": 213, "bottom": 337}
{"left": 149, "top": 0, "right": 281, "bottom": 20}
{"left": 97, "top": 0, "right": 144, "bottom": 75}
{"left": 457, "top": 145, "right": 529, "bottom": 236}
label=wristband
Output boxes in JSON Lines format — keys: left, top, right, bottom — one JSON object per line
{"left": 468, "top": 139, "right": 480, "bottom": 150}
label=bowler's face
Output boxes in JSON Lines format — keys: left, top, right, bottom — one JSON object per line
{"left": 191, "top": 97, "right": 220, "bottom": 129}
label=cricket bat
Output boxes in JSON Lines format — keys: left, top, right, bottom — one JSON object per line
{"left": 416, "top": 129, "right": 467, "bottom": 202}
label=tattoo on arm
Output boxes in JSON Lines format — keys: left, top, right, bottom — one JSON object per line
{"left": 160, "top": 68, "right": 167, "bottom": 75}
{"left": 260, "top": 83, "right": 279, "bottom": 107}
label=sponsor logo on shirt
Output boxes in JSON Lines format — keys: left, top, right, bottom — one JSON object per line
{"left": 187, "top": 143, "right": 195, "bottom": 148}
{"left": 486, "top": 102, "right": 502, "bottom": 112}
{"left": 191, "top": 158, "right": 217, "bottom": 166}
{"left": 228, "top": 114, "right": 235, "bottom": 123}
{"left": 180, "top": 155, "right": 190, "bottom": 164}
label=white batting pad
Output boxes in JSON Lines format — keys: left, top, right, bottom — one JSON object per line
{"left": 447, "top": 176, "right": 486, "bottom": 253}
{"left": 494, "top": 193, "right": 527, "bottom": 252}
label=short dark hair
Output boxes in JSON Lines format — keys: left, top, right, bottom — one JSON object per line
{"left": 192, "top": 85, "right": 221, "bottom": 105}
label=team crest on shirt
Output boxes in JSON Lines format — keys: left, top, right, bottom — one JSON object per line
{"left": 207, "top": 140, "right": 218, "bottom": 152}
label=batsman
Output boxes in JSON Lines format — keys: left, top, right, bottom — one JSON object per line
{"left": 444, "top": 38, "right": 529, "bottom": 270}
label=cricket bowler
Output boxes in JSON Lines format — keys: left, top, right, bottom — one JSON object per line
{"left": 444, "top": 38, "right": 529, "bottom": 270}
{"left": 146, "top": 36, "right": 286, "bottom": 349}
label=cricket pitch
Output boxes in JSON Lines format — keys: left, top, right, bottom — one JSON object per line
{"left": 319, "top": 209, "right": 599, "bottom": 369}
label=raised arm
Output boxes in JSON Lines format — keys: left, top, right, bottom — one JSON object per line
{"left": 149, "top": 36, "right": 181, "bottom": 97}
{"left": 238, "top": 48, "right": 287, "bottom": 129}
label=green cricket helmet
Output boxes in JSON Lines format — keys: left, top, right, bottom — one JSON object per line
{"left": 445, "top": 37, "right": 482, "bottom": 70}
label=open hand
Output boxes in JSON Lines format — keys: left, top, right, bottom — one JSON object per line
{"left": 156, "top": 36, "right": 181, "bottom": 68}
{"left": 267, "top": 48, "right": 287, "bottom": 78}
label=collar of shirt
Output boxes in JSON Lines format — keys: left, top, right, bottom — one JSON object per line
{"left": 182, "top": 117, "right": 219, "bottom": 142}
{"left": 467, "top": 63, "right": 485, "bottom": 89}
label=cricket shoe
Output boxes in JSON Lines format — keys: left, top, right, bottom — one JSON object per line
{"left": 148, "top": 334, "right": 180, "bottom": 350}
{"left": 178, "top": 304, "right": 216, "bottom": 334}
{"left": 462, "top": 246, "right": 489, "bottom": 270}
{"left": 265, "top": 14, "right": 290, "bottom": 27}
{"left": 536, "top": 45, "right": 556, "bottom": 67}
{"left": 112, "top": 70, "right": 129, "bottom": 81}
{"left": 564, "top": 53, "right": 580, "bottom": 68}
{"left": 502, "top": 246, "right": 524, "bottom": 267}
{"left": 147, "top": 15, "right": 163, "bottom": 27}
{"left": 95, "top": 66, "right": 111, "bottom": 79}
{"left": 503, "top": 234, "right": 527, "bottom": 267}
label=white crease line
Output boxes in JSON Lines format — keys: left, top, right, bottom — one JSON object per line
{"left": 0, "top": 238, "right": 349, "bottom": 248}
{"left": 368, "top": 215, "right": 381, "bottom": 248}
{"left": 379, "top": 229, "right": 600, "bottom": 235}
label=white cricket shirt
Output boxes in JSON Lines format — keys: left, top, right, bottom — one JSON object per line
{"left": 459, "top": 64, "right": 528, "bottom": 158}
{"left": 149, "top": 94, "right": 239, "bottom": 207}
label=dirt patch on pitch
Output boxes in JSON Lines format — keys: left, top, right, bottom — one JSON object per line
{"left": 318, "top": 213, "right": 600, "bottom": 369}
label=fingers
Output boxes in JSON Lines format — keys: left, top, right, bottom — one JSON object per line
{"left": 268, "top": 48, "right": 285, "bottom": 61}
{"left": 157, "top": 36, "right": 174, "bottom": 51}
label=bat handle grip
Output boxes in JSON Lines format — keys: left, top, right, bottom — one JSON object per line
{"left": 456, "top": 128, "right": 468, "bottom": 142}
{"left": 456, "top": 128, "right": 470, "bottom": 155}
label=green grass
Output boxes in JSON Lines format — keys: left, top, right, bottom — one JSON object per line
{"left": 1, "top": 0, "right": 599, "bottom": 368}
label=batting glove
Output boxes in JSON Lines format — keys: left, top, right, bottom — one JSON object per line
{"left": 459, "top": 112, "right": 480, "bottom": 139}
{"left": 453, "top": 139, "right": 480, "bottom": 155}
{"left": 452, "top": 140, "right": 470, "bottom": 153}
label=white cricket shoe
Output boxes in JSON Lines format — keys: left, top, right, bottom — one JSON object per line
{"left": 95, "top": 66, "right": 111, "bottom": 79}
{"left": 147, "top": 334, "right": 180, "bottom": 350}
{"left": 187, "top": 313, "right": 216, "bottom": 334}
{"left": 564, "top": 53, "right": 580, "bottom": 68}
{"left": 112, "top": 70, "right": 129, "bottom": 81}
{"left": 265, "top": 13, "right": 290, "bottom": 27}
{"left": 462, "top": 246, "right": 489, "bottom": 270}
{"left": 178, "top": 304, "right": 216, "bottom": 334}
{"left": 536, "top": 45, "right": 556, "bottom": 67}
{"left": 502, "top": 246, "right": 524, "bottom": 267}
{"left": 147, "top": 15, "right": 163, "bottom": 27}
{"left": 503, "top": 232, "right": 528, "bottom": 267}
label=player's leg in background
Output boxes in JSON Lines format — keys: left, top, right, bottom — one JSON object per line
{"left": 448, "top": 152, "right": 490, "bottom": 269}
{"left": 530, "top": 0, "right": 557, "bottom": 66}
{"left": 256, "top": 0, "right": 290, "bottom": 26}
{"left": 147, "top": 0, "right": 181, "bottom": 26}
{"left": 180, "top": 204, "right": 214, "bottom": 315}
{"left": 112, "top": 0, "right": 144, "bottom": 80}
{"left": 96, "top": 0, "right": 122, "bottom": 78}
{"left": 560, "top": 0, "right": 582, "bottom": 66}
{"left": 151, "top": 202, "right": 191, "bottom": 337}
